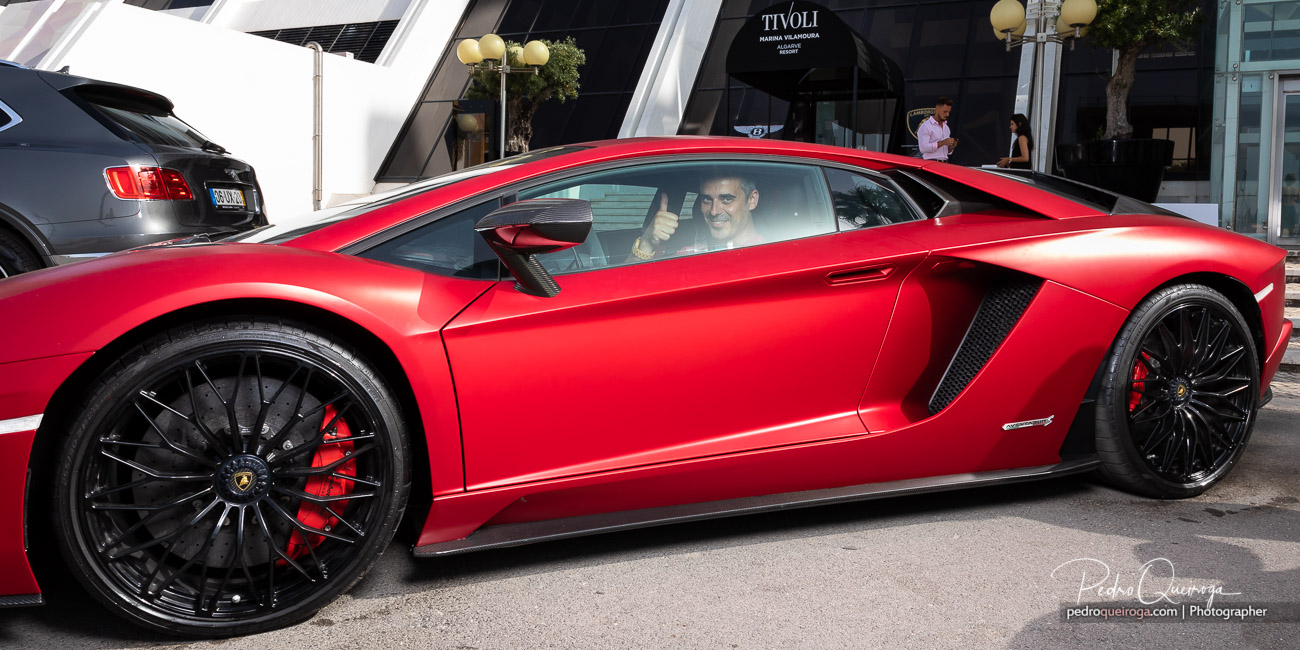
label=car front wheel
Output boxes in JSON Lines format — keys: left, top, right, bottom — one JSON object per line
{"left": 1095, "top": 284, "right": 1260, "bottom": 498}
{"left": 53, "top": 318, "right": 409, "bottom": 636}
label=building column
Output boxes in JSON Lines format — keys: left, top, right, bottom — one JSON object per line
{"left": 620, "top": 0, "right": 725, "bottom": 137}
{"left": 1012, "top": 0, "right": 1063, "bottom": 174}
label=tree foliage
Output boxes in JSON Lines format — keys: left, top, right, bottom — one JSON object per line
{"left": 466, "top": 37, "right": 585, "bottom": 153}
{"left": 1088, "top": 0, "right": 1203, "bottom": 139}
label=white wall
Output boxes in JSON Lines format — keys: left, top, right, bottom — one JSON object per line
{"left": 1, "top": 0, "right": 467, "bottom": 219}
{"left": 1156, "top": 180, "right": 1212, "bottom": 204}
{"left": 158, "top": 6, "right": 209, "bottom": 22}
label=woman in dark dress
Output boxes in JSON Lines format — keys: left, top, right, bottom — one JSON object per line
{"left": 997, "top": 113, "right": 1033, "bottom": 170}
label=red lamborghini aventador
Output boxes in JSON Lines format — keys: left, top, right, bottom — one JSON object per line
{"left": 0, "top": 137, "right": 1290, "bottom": 636}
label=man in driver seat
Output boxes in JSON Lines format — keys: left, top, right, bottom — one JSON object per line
{"left": 630, "top": 173, "right": 764, "bottom": 260}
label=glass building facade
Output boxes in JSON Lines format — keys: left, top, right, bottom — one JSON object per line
{"left": 1054, "top": 2, "right": 1217, "bottom": 185}
{"left": 683, "top": 0, "right": 1220, "bottom": 185}
{"left": 1214, "top": 0, "right": 1300, "bottom": 246}
{"left": 383, "top": 0, "right": 1221, "bottom": 181}
{"left": 376, "top": 0, "right": 670, "bottom": 182}
{"left": 679, "top": 0, "right": 1023, "bottom": 167}
{"left": 374, "top": 0, "right": 1296, "bottom": 247}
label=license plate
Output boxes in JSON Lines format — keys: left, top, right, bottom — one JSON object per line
{"left": 209, "top": 188, "right": 245, "bottom": 209}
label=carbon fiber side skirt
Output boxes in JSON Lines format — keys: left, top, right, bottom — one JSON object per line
{"left": 413, "top": 457, "right": 1099, "bottom": 558}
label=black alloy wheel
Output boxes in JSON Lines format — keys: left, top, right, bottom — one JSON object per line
{"left": 0, "top": 229, "right": 41, "bottom": 278}
{"left": 53, "top": 319, "right": 409, "bottom": 636}
{"left": 1096, "top": 284, "right": 1259, "bottom": 498}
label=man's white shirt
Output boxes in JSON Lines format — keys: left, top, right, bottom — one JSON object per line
{"left": 918, "top": 116, "right": 951, "bottom": 161}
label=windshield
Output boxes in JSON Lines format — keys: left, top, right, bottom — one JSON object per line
{"left": 73, "top": 85, "right": 214, "bottom": 149}
{"left": 227, "top": 146, "right": 588, "bottom": 244}
{"left": 94, "top": 104, "right": 209, "bottom": 149}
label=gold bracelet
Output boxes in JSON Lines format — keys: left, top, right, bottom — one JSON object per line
{"left": 631, "top": 237, "right": 655, "bottom": 260}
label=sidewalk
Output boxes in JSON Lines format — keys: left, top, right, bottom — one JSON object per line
{"left": 1268, "top": 369, "right": 1300, "bottom": 411}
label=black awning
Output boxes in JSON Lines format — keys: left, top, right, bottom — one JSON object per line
{"left": 725, "top": 1, "right": 902, "bottom": 102}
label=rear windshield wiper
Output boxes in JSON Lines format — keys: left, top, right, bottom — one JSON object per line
{"left": 201, "top": 140, "right": 228, "bottom": 154}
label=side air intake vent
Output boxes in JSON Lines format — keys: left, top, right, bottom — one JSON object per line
{"left": 928, "top": 275, "right": 1044, "bottom": 414}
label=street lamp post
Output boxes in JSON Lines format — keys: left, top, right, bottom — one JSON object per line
{"left": 991, "top": 0, "right": 1096, "bottom": 50}
{"left": 989, "top": 0, "right": 1096, "bottom": 173}
{"left": 456, "top": 34, "right": 550, "bottom": 160}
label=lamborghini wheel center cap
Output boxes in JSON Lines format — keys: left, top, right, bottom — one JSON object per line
{"left": 217, "top": 455, "right": 271, "bottom": 503}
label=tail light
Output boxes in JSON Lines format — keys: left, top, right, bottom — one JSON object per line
{"left": 104, "top": 166, "right": 194, "bottom": 201}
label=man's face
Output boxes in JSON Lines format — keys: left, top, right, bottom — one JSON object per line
{"left": 698, "top": 178, "right": 758, "bottom": 242}
{"left": 935, "top": 103, "right": 952, "bottom": 121}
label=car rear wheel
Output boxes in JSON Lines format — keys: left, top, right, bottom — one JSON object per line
{"left": 0, "top": 229, "right": 41, "bottom": 277}
{"left": 53, "top": 318, "right": 409, "bottom": 636}
{"left": 1095, "top": 284, "right": 1259, "bottom": 498}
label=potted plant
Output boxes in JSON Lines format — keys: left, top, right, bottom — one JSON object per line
{"left": 1067, "top": 0, "right": 1204, "bottom": 201}
{"left": 465, "top": 37, "right": 584, "bottom": 155}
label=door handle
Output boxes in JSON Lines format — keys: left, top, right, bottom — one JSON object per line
{"left": 825, "top": 264, "right": 895, "bottom": 286}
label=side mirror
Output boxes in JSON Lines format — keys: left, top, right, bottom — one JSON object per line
{"left": 475, "top": 198, "right": 593, "bottom": 297}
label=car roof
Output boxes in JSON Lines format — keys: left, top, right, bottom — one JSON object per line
{"left": 284, "top": 136, "right": 1105, "bottom": 253}
{"left": 568, "top": 136, "right": 928, "bottom": 169}
{"left": 21, "top": 66, "right": 174, "bottom": 114}
{"left": 284, "top": 137, "right": 912, "bottom": 251}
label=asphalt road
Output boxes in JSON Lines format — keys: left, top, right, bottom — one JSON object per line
{"left": 4, "top": 382, "right": 1299, "bottom": 649}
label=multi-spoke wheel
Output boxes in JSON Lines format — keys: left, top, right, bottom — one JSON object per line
{"left": 1096, "top": 284, "right": 1259, "bottom": 498}
{"left": 53, "top": 318, "right": 409, "bottom": 636}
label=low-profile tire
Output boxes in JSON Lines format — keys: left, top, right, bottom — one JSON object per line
{"left": 0, "top": 229, "right": 41, "bottom": 277}
{"left": 1095, "top": 284, "right": 1259, "bottom": 498}
{"left": 52, "top": 318, "right": 410, "bottom": 637}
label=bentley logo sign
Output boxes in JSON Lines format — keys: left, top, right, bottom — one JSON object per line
{"left": 734, "top": 125, "right": 786, "bottom": 139}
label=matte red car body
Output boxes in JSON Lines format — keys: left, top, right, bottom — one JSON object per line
{"left": 0, "top": 136, "right": 1289, "bottom": 600}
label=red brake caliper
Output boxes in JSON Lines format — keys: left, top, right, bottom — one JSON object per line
{"left": 285, "top": 405, "right": 355, "bottom": 559}
{"left": 1128, "top": 354, "right": 1150, "bottom": 411}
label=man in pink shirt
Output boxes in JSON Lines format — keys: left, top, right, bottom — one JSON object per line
{"left": 918, "top": 96, "right": 958, "bottom": 162}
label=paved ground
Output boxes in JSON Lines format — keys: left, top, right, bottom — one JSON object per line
{"left": 1271, "top": 370, "right": 1300, "bottom": 407}
{"left": 4, "top": 379, "right": 1299, "bottom": 649}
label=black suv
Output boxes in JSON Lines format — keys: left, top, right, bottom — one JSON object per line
{"left": 0, "top": 61, "right": 267, "bottom": 277}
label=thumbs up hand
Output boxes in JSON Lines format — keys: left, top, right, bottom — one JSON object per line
{"left": 645, "top": 192, "right": 679, "bottom": 246}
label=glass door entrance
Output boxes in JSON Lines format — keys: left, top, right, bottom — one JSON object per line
{"left": 779, "top": 95, "right": 898, "bottom": 152}
{"left": 1275, "top": 77, "right": 1300, "bottom": 247}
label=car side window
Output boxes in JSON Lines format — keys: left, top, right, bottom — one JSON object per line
{"left": 517, "top": 160, "right": 836, "bottom": 273}
{"left": 824, "top": 168, "right": 921, "bottom": 229}
{"left": 0, "top": 99, "right": 17, "bottom": 132}
{"left": 883, "top": 169, "right": 946, "bottom": 218}
{"left": 357, "top": 199, "right": 500, "bottom": 279}
{"left": 518, "top": 180, "right": 657, "bottom": 273}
